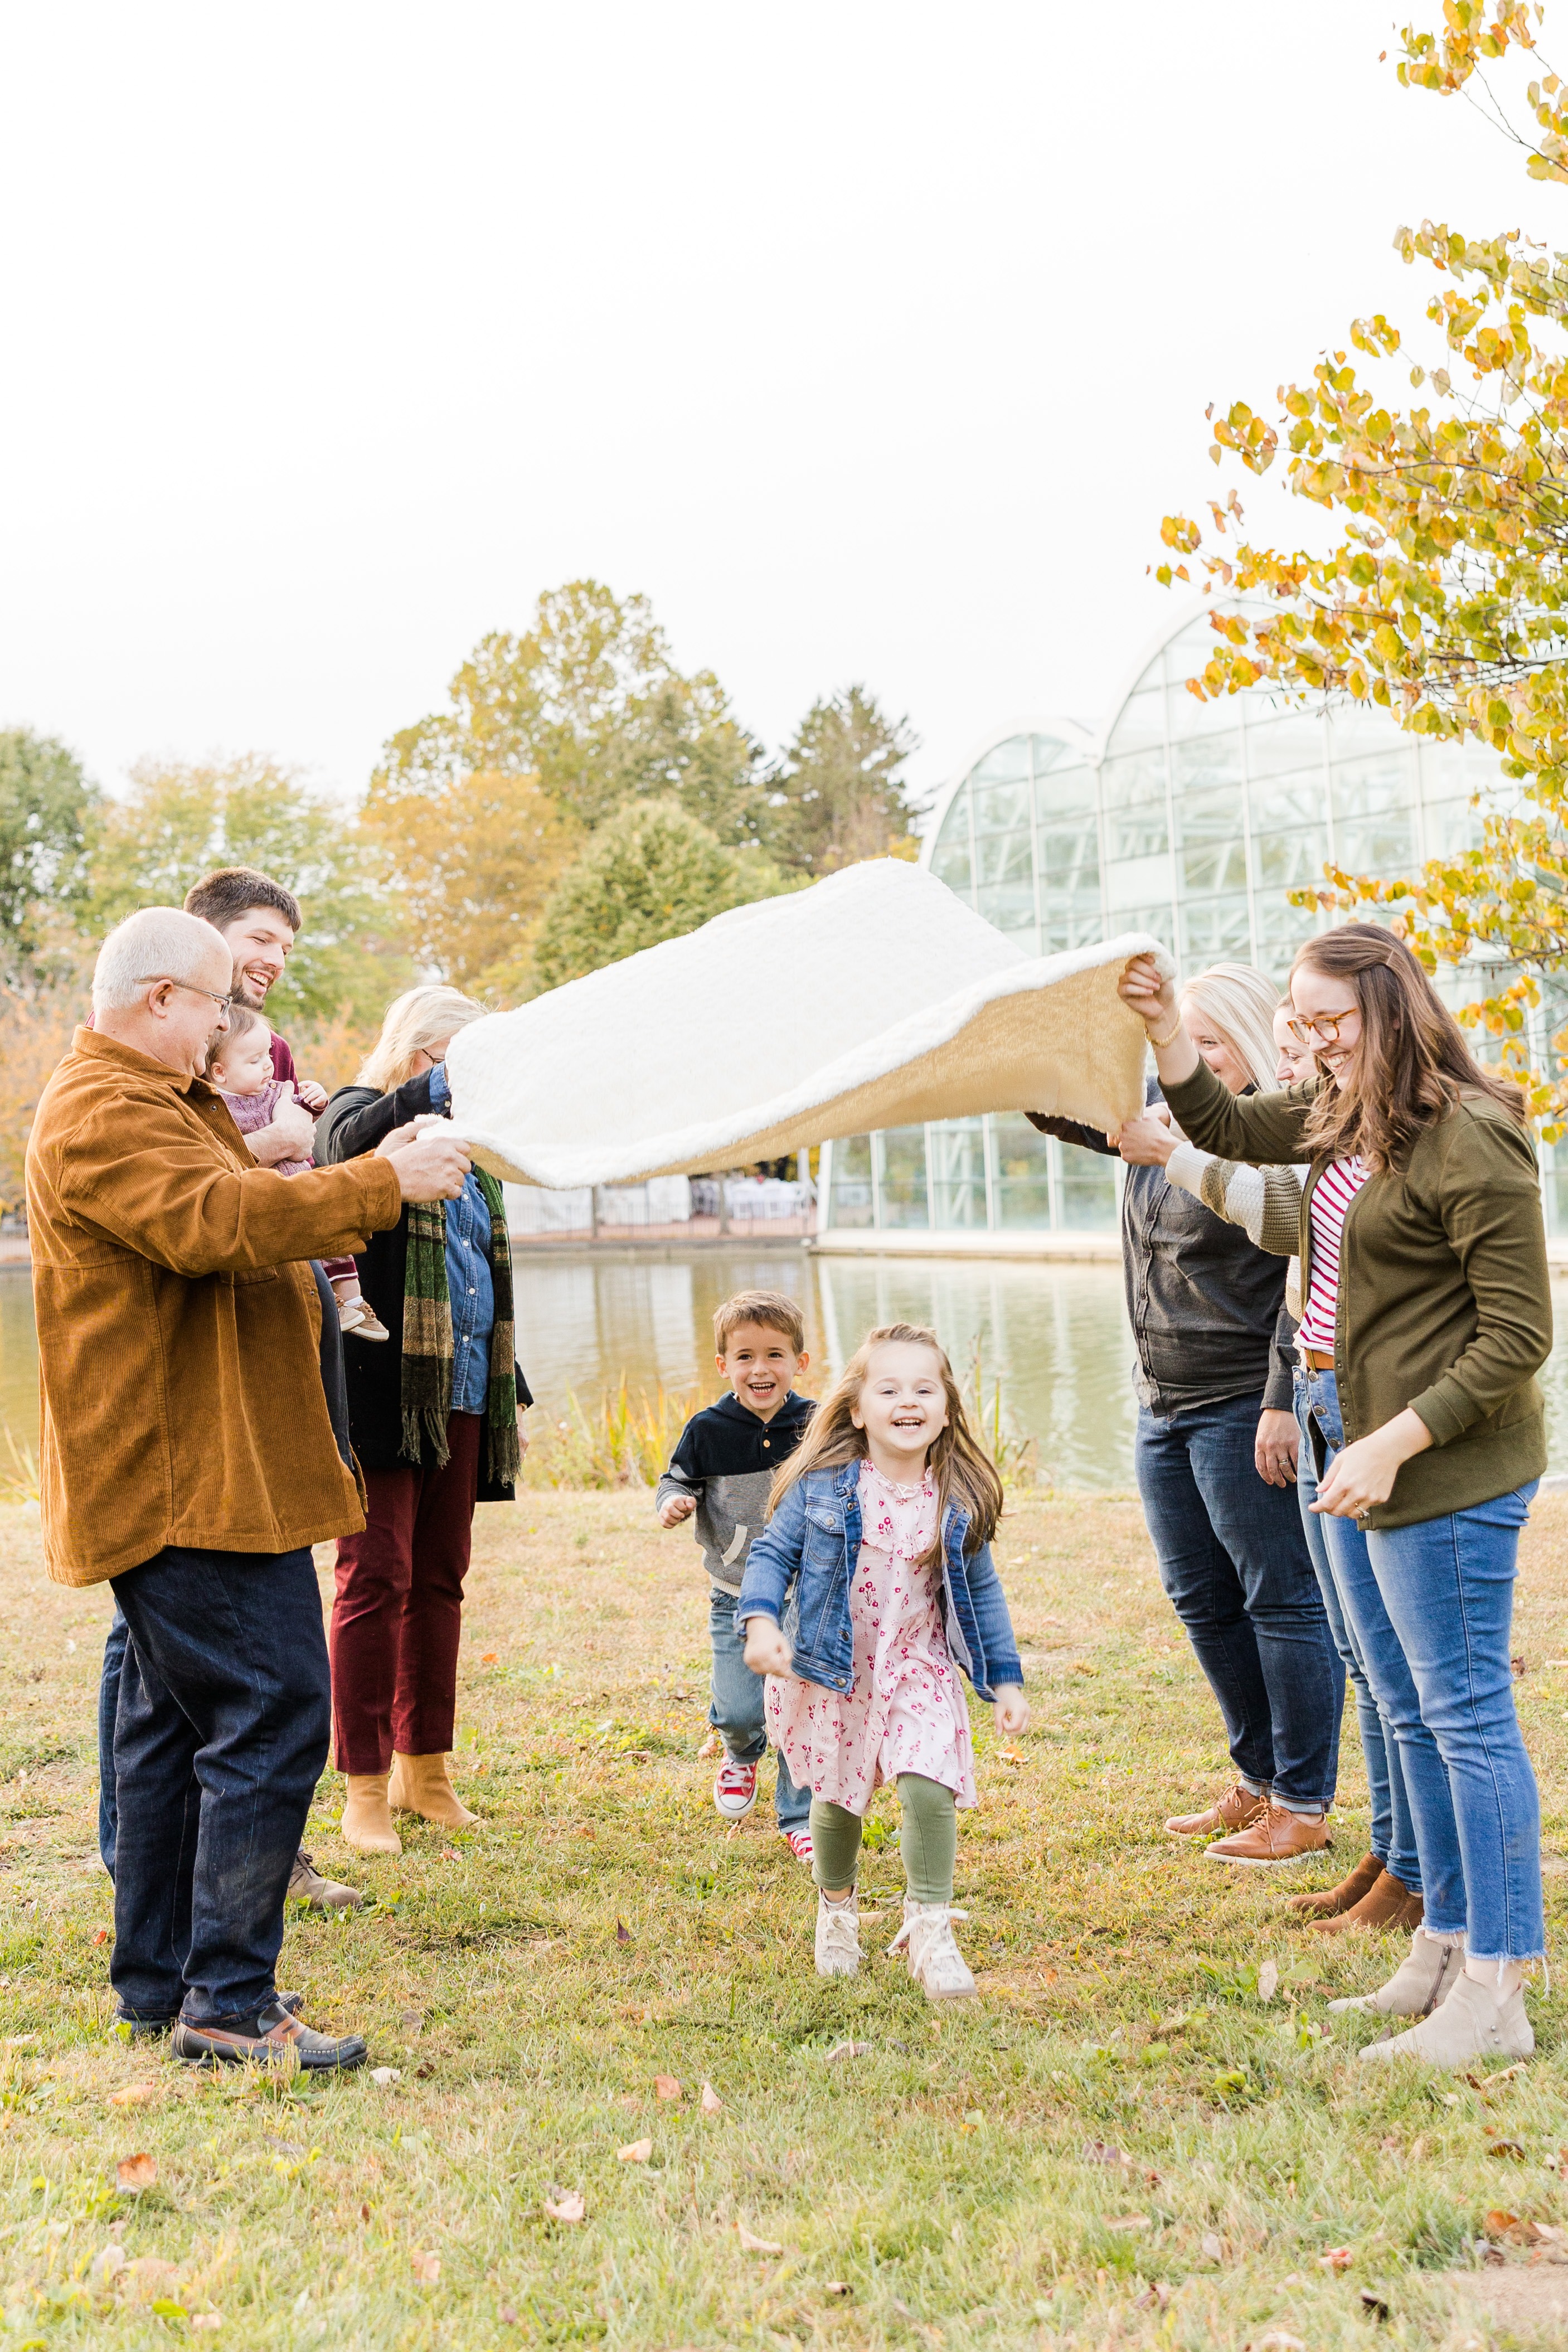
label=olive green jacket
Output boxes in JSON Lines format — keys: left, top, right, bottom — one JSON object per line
{"left": 1161, "top": 1056, "right": 1550, "bottom": 1529}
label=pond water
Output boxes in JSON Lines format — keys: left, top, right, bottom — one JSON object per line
{"left": 6, "top": 1251, "right": 1568, "bottom": 1491}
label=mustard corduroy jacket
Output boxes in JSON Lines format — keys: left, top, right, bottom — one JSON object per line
{"left": 26, "top": 1027, "right": 404, "bottom": 1586}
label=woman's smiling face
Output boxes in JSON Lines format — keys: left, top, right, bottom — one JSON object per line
{"left": 1290, "top": 964, "right": 1363, "bottom": 1086}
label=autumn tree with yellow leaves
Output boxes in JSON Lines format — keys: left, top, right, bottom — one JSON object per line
{"left": 1159, "top": 0, "right": 1568, "bottom": 1121}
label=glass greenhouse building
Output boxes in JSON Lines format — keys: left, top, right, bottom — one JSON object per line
{"left": 815, "top": 602, "right": 1546, "bottom": 1250}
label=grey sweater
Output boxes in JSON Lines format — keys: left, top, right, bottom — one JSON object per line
{"left": 656, "top": 1390, "right": 816, "bottom": 1592}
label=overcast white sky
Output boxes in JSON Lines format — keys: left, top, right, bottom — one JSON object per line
{"left": 0, "top": 3, "right": 1551, "bottom": 809}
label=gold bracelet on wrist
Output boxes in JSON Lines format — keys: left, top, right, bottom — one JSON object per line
{"left": 1147, "top": 1015, "right": 1183, "bottom": 1049}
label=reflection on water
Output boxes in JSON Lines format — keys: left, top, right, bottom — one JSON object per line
{"left": 5, "top": 1253, "right": 1568, "bottom": 1492}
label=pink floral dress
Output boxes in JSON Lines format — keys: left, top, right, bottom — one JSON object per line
{"left": 766, "top": 1459, "right": 977, "bottom": 1816}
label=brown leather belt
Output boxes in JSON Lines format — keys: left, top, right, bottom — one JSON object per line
{"left": 1301, "top": 1347, "right": 1334, "bottom": 1371}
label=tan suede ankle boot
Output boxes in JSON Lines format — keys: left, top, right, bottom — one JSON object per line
{"left": 388, "top": 1753, "right": 478, "bottom": 1830}
{"left": 341, "top": 1774, "right": 401, "bottom": 1855}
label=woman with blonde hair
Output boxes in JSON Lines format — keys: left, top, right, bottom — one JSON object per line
{"left": 315, "top": 986, "right": 532, "bottom": 1855}
{"left": 1031, "top": 959, "right": 1342, "bottom": 1866}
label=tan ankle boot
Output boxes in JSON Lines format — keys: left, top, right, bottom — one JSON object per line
{"left": 341, "top": 1774, "right": 401, "bottom": 1855}
{"left": 388, "top": 1753, "right": 478, "bottom": 1830}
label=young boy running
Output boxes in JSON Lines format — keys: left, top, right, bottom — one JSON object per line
{"left": 657, "top": 1289, "right": 815, "bottom": 1860}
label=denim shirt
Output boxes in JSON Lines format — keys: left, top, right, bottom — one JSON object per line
{"left": 428, "top": 1061, "right": 494, "bottom": 1414}
{"left": 735, "top": 1461, "right": 1024, "bottom": 1703}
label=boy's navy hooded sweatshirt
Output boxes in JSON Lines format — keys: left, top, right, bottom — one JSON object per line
{"left": 656, "top": 1390, "right": 815, "bottom": 1593}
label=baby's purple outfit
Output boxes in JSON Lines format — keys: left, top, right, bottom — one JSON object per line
{"left": 219, "top": 1078, "right": 313, "bottom": 1176}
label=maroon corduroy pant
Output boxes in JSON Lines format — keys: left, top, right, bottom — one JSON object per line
{"left": 331, "top": 1411, "right": 482, "bottom": 1774}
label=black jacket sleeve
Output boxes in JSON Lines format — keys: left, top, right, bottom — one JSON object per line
{"left": 315, "top": 1074, "right": 438, "bottom": 1166}
{"left": 1026, "top": 1112, "right": 1119, "bottom": 1158}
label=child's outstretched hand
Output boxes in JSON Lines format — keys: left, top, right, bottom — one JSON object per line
{"left": 993, "top": 1684, "right": 1029, "bottom": 1738}
{"left": 657, "top": 1493, "right": 697, "bottom": 1529}
{"left": 295, "top": 1078, "right": 329, "bottom": 1114}
{"left": 742, "top": 1618, "right": 793, "bottom": 1679}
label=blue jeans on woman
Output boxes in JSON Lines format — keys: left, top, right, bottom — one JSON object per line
{"left": 1135, "top": 1390, "right": 1342, "bottom": 1810}
{"left": 1300, "top": 1364, "right": 1543, "bottom": 1963}
{"left": 1293, "top": 1374, "right": 1421, "bottom": 1891}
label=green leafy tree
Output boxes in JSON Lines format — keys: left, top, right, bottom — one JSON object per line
{"left": 89, "top": 754, "right": 407, "bottom": 1031}
{"left": 765, "top": 686, "right": 919, "bottom": 875}
{"left": 1155, "top": 0, "right": 1568, "bottom": 1121}
{"left": 532, "top": 798, "right": 795, "bottom": 991}
{"left": 377, "top": 580, "right": 768, "bottom": 845}
{"left": 0, "top": 729, "right": 99, "bottom": 979}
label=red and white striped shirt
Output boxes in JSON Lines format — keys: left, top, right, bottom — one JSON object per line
{"left": 1294, "top": 1156, "right": 1370, "bottom": 1356}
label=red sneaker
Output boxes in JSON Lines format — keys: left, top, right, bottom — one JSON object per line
{"left": 713, "top": 1758, "right": 759, "bottom": 1820}
{"left": 781, "top": 1827, "right": 813, "bottom": 1864}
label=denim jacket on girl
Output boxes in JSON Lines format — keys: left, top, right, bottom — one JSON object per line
{"left": 735, "top": 1461, "right": 1025, "bottom": 1703}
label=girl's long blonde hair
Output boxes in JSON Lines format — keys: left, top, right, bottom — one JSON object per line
{"left": 359, "top": 984, "right": 484, "bottom": 1094}
{"left": 769, "top": 1323, "right": 1004, "bottom": 1564}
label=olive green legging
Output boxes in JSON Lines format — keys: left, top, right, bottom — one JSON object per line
{"left": 811, "top": 1774, "right": 957, "bottom": 1905}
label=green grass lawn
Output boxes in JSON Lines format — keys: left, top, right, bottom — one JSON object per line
{"left": 3, "top": 1488, "right": 1568, "bottom": 2349}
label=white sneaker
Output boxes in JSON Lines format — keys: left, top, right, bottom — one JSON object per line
{"left": 889, "top": 1899, "right": 976, "bottom": 2000}
{"left": 814, "top": 1890, "right": 860, "bottom": 1977}
{"left": 1327, "top": 1927, "right": 1464, "bottom": 2018}
{"left": 713, "top": 1757, "right": 759, "bottom": 1820}
{"left": 1357, "top": 1968, "right": 1533, "bottom": 2068}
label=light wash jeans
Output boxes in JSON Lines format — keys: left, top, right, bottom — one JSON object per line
{"left": 708, "top": 1588, "right": 809, "bottom": 1830}
{"left": 1302, "top": 1364, "right": 1543, "bottom": 1963}
{"left": 1293, "top": 1374, "right": 1420, "bottom": 1890}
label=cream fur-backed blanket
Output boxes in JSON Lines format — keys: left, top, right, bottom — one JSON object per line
{"left": 443, "top": 859, "right": 1169, "bottom": 1189}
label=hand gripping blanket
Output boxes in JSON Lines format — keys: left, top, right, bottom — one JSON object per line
{"left": 442, "top": 859, "right": 1171, "bottom": 1190}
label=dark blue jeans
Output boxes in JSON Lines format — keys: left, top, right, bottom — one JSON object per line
{"left": 98, "top": 1603, "right": 128, "bottom": 1875}
{"left": 708, "top": 1589, "right": 809, "bottom": 1829}
{"left": 109, "top": 1545, "right": 331, "bottom": 2026}
{"left": 1136, "top": 1391, "right": 1343, "bottom": 1811}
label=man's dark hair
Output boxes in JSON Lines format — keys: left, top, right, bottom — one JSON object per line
{"left": 183, "top": 867, "right": 301, "bottom": 935}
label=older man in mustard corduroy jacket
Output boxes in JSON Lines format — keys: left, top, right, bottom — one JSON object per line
{"left": 26, "top": 906, "right": 470, "bottom": 2071}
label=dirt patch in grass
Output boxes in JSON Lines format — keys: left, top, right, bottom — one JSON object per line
{"left": 1, "top": 1488, "right": 1566, "bottom": 2347}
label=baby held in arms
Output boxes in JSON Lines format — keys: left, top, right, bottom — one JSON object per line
{"left": 206, "top": 1004, "right": 390, "bottom": 1342}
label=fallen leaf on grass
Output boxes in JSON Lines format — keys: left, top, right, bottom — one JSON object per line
{"left": 654, "top": 2074, "right": 682, "bottom": 2101}
{"left": 1318, "top": 2245, "right": 1354, "bottom": 2270}
{"left": 700, "top": 2083, "right": 724, "bottom": 2114}
{"left": 1253, "top": 2334, "right": 1304, "bottom": 2351}
{"left": 1479, "top": 2060, "right": 1531, "bottom": 2088}
{"left": 824, "top": 2281, "right": 852, "bottom": 2296}
{"left": 108, "top": 2083, "right": 157, "bottom": 2108}
{"left": 738, "top": 2224, "right": 784, "bottom": 2255}
{"left": 615, "top": 1919, "right": 632, "bottom": 1945}
{"left": 398, "top": 2007, "right": 423, "bottom": 2032}
{"left": 498, "top": 2306, "right": 520, "bottom": 2325}
{"left": 369, "top": 2068, "right": 401, "bottom": 2087}
{"left": 116, "top": 2153, "right": 157, "bottom": 2194}
{"left": 1359, "top": 2289, "right": 1391, "bottom": 2322}
{"left": 697, "top": 1732, "right": 720, "bottom": 1759}
{"left": 1487, "top": 2138, "right": 1528, "bottom": 2160}
{"left": 1257, "top": 1958, "right": 1279, "bottom": 2003}
{"left": 824, "top": 2039, "right": 871, "bottom": 2062}
{"left": 1105, "top": 2213, "right": 1149, "bottom": 2233}
{"left": 439, "top": 1846, "right": 461, "bottom": 1861}
{"left": 480, "top": 1652, "right": 498, "bottom": 1664}
{"left": 998, "top": 1747, "right": 1025, "bottom": 1766}
{"left": 410, "top": 2250, "right": 441, "bottom": 2284}
{"left": 124, "top": 2258, "right": 178, "bottom": 2298}
{"left": 1083, "top": 2142, "right": 1129, "bottom": 2167}
{"left": 91, "top": 1928, "right": 110, "bottom": 1946}
{"left": 543, "top": 2190, "right": 585, "bottom": 2223}
{"left": 616, "top": 2138, "right": 653, "bottom": 2164}
{"left": 90, "top": 2244, "right": 128, "bottom": 2285}
{"left": 1134, "top": 2285, "right": 1171, "bottom": 2311}
{"left": 191, "top": 2317, "right": 222, "bottom": 2334}
{"left": 1069, "top": 1661, "right": 1097, "bottom": 1677}
{"left": 1200, "top": 2232, "right": 1224, "bottom": 2262}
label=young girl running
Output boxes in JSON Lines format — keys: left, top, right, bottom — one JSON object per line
{"left": 737, "top": 1322, "right": 1027, "bottom": 2000}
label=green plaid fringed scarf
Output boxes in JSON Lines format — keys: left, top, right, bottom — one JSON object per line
{"left": 400, "top": 1166, "right": 521, "bottom": 1488}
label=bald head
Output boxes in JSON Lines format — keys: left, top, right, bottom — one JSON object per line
{"left": 91, "top": 907, "right": 236, "bottom": 1079}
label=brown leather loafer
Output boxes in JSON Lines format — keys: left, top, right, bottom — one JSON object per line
{"left": 1165, "top": 1782, "right": 1266, "bottom": 1838}
{"left": 1286, "top": 1849, "right": 1383, "bottom": 1917}
{"left": 1309, "top": 1867, "right": 1424, "bottom": 1936}
{"left": 1204, "top": 1801, "right": 1331, "bottom": 1867}
{"left": 172, "top": 1999, "right": 367, "bottom": 2071}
